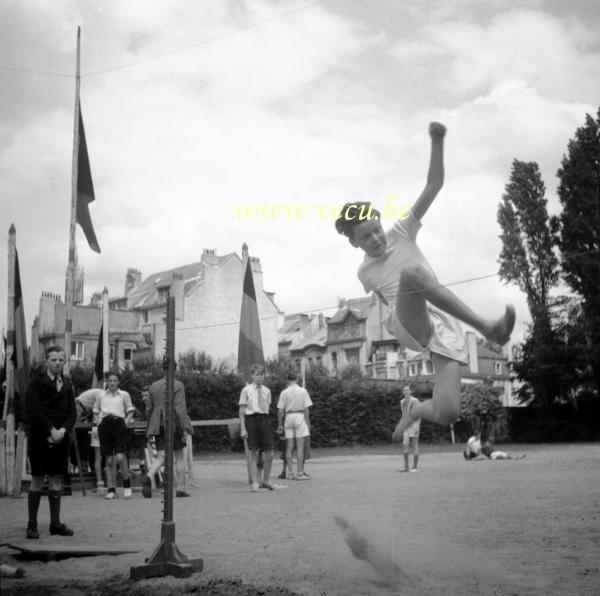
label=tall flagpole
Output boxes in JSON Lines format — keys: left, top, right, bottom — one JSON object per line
{"left": 2, "top": 225, "right": 17, "bottom": 496}
{"left": 102, "top": 286, "right": 109, "bottom": 381}
{"left": 64, "top": 26, "right": 81, "bottom": 369}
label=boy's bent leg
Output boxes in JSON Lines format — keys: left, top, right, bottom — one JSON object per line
{"left": 398, "top": 264, "right": 515, "bottom": 345}
{"left": 395, "top": 353, "right": 461, "bottom": 436}
{"left": 395, "top": 265, "right": 433, "bottom": 346}
{"left": 418, "top": 353, "right": 461, "bottom": 425}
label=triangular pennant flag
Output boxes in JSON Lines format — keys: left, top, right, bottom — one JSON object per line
{"left": 11, "top": 249, "right": 30, "bottom": 405}
{"left": 76, "top": 104, "right": 101, "bottom": 253}
{"left": 237, "top": 259, "right": 264, "bottom": 381}
{"left": 92, "top": 323, "right": 104, "bottom": 388}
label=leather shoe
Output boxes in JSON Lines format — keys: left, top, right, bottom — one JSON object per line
{"left": 49, "top": 523, "right": 73, "bottom": 536}
{"left": 176, "top": 490, "right": 190, "bottom": 498}
{"left": 26, "top": 524, "right": 39, "bottom": 540}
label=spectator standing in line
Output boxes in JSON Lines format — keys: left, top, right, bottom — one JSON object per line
{"left": 93, "top": 372, "right": 135, "bottom": 499}
{"left": 74, "top": 388, "right": 106, "bottom": 491}
{"left": 141, "top": 367, "right": 194, "bottom": 498}
{"left": 395, "top": 385, "right": 421, "bottom": 472}
{"left": 277, "top": 371, "right": 313, "bottom": 480}
{"left": 239, "top": 364, "right": 285, "bottom": 492}
{"left": 24, "top": 346, "right": 76, "bottom": 539}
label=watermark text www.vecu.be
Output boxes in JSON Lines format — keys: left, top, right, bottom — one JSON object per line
{"left": 233, "top": 195, "right": 410, "bottom": 222}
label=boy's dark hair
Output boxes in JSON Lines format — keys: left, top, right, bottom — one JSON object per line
{"left": 287, "top": 371, "right": 299, "bottom": 382}
{"left": 46, "top": 345, "right": 64, "bottom": 357}
{"left": 250, "top": 363, "right": 265, "bottom": 375}
{"left": 335, "top": 202, "right": 380, "bottom": 238}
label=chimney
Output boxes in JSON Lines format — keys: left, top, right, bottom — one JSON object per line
{"left": 202, "top": 248, "right": 219, "bottom": 265}
{"left": 125, "top": 268, "right": 142, "bottom": 294}
{"left": 466, "top": 332, "right": 478, "bottom": 373}
{"left": 90, "top": 292, "right": 102, "bottom": 308}
{"left": 171, "top": 273, "right": 184, "bottom": 320}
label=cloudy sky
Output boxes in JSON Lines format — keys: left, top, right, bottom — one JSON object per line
{"left": 1, "top": 0, "right": 599, "bottom": 350}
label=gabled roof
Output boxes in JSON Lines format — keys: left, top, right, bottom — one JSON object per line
{"left": 279, "top": 314, "right": 315, "bottom": 344}
{"left": 329, "top": 296, "right": 373, "bottom": 324}
{"left": 126, "top": 254, "right": 239, "bottom": 310}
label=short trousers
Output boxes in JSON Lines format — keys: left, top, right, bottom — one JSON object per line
{"left": 98, "top": 416, "right": 129, "bottom": 457}
{"left": 402, "top": 431, "right": 419, "bottom": 447}
{"left": 284, "top": 412, "right": 310, "bottom": 439}
{"left": 28, "top": 430, "right": 70, "bottom": 477}
{"left": 385, "top": 304, "right": 468, "bottom": 364}
{"left": 90, "top": 426, "right": 100, "bottom": 448}
{"left": 245, "top": 414, "right": 274, "bottom": 452}
{"left": 463, "top": 450, "right": 479, "bottom": 460}
{"left": 154, "top": 431, "right": 187, "bottom": 452}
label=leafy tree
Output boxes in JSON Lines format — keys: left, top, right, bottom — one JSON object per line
{"left": 459, "top": 380, "right": 503, "bottom": 437}
{"left": 555, "top": 108, "right": 600, "bottom": 395}
{"left": 497, "top": 159, "right": 562, "bottom": 409}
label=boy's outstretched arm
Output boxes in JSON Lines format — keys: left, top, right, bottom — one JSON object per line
{"left": 412, "top": 122, "right": 446, "bottom": 221}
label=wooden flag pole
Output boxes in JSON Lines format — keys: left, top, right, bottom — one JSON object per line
{"left": 64, "top": 26, "right": 81, "bottom": 371}
{"left": 130, "top": 297, "right": 203, "bottom": 580}
{"left": 102, "top": 287, "right": 109, "bottom": 382}
{"left": 2, "top": 225, "right": 17, "bottom": 496}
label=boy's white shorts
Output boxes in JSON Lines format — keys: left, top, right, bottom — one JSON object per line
{"left": 284, "top": 413, "right": 310, "bottom": 439}
{"left": 386, "top": 305, "right": 468, "bottom": 364}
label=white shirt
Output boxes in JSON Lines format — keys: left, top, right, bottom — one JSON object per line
{"left": 466, "top": 436, "right": 482, "bottom": 456}
{"left": 93, "top": 389, "right": 134, "bottom": 422}
{"left": 239, "top": 383, "right": 271, "bottom": 415}
{"left": 277, "top": 383, "right": 313, "bottom": 413}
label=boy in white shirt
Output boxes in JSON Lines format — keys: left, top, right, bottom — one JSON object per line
{"left": 336, "top": 122, "right": 515, "bottom": 438}
{"left": 93, "top": 372, "right": 135, "bottom": 499}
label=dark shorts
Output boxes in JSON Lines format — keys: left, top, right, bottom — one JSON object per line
{"left": 98, "top": 416, "right": 129, "bottom": 457}
{"left": 28, "top": 430, "right": 70, "bottom": 477}
{"left": 154, "top": 431, "right": 186, "bottom": 452}
{"left": 245, "top": 414, "right": 274, "bottom": 452}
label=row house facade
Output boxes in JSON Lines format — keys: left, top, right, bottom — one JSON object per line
{"left": 31, "top": 245, "right": 281, "bottom": 373}
{"left": 279, "top": 298, "right": 519, "bottom": 407}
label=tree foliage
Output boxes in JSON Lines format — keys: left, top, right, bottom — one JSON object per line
{"left": 497, "top": 159, "right": 559, "bottom": 317}
{"left": 458, "top": 380, "right": 503, "bottom": 436}
{"left": 555, "top": 107, "right": 600, "bottom": 392}
{"left": 497, "top": 159, "right": 563, "bottom": 409}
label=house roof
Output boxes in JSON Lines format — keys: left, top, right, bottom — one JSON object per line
{"left": 124, "top": 252, "right": 259, "bottom": 311}
{"left": 329, "top": 296, "right": 373, "bottom": 324}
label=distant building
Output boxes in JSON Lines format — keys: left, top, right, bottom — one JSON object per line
{"left": 30, "top": 291, "right": 142, "bottom": 370}
{"left": 31, "top": 245, "right": 281, "bottom": 372}
{"left": 280, "top": 298, "right": 518, "bottom": 407}
{"left": 112, "top": 245, "right": 282, "bottom": 368}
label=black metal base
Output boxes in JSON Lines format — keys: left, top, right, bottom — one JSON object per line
{"left": 130, "top": 522, "right": 203, "bottom": 581}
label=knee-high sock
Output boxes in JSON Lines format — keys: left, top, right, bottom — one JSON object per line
{"left": 28, "top": 490, "right": 42, "bottom": 524}
{"left": 48, "top": 490, "right": 62, "bottom": 525}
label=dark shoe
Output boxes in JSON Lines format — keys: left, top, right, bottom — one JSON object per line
{"left": 142, "top": 476, "right": 152, "bottom": 499}
{"left": 26, "top": 523, "right": 39, "bottom": 540}
{"left": 176, "top": 490, "right": 190, "bottom": 498}
{"left": 49, "top": 523, "right": 73, "bottom": 536}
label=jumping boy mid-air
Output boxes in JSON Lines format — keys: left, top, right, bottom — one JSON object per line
{"left": 335, "top": 122, "right": 515, "bottom": 438}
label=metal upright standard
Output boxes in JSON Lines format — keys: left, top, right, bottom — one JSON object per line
{"left": 130, "top": 297, "right": 203, "bottom": 580}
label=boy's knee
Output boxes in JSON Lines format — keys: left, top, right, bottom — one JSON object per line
{"left": 434, "top": 402, "right": 460, "bottom": 426}
{"left": 401, "top": 264, "right": 428, "bottom": 287}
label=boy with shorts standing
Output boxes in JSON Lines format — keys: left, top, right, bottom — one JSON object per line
{"left": 335, "top": 122, "right": 515, "bottom": 437}
{"left": 75, "top": 388, "right": 106, "bottom": 491}
{"left": 277, "top": 371, "right": 313, "bottom": 480}
{"left": 93, "top": 372, "right": 135, "bottom": 499}
{"left": 239, "top": 364, "right": 285, "bottom": 492}
{"left": 397, "top": 385, "right": 421, "bottom": 472}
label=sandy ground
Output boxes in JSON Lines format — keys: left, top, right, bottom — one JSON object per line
{"left": 1, "top": 443, "right": 599, "bottom": 595}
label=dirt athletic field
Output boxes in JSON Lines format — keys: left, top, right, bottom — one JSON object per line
{"left": 1, "top": 443, "right": 599, "bottom": 595}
